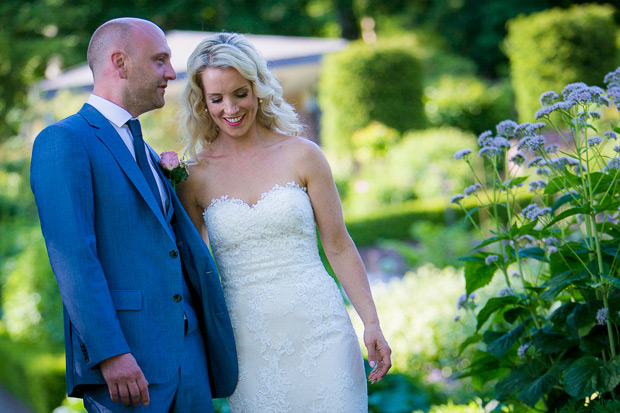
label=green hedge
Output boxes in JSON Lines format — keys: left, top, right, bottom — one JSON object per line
{"left": 318, "top": 39, "right": 425, "bottom": 155}
{"left": 505, "top": 4, "right": 618, "bottom": 122}
{"left": 345, "top": 198, "right": 461, "bottom": 247}
{"left": 424, "top": 76, "right": 514, "bottom": 135}
{"left": 0, "top": 334, "right": 65, "bottom": 413}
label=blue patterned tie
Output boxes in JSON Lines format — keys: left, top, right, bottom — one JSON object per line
{"left": 126, "top": 119, "right": 163, "bottom": 213}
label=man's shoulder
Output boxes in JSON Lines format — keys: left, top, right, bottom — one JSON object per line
{"left": 36, "top": 106, "right": 98, "bottom": 140}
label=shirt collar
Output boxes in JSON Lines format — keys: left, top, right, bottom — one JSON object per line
{"left": 87, "top": 94, "right": 134, "bottom": 127}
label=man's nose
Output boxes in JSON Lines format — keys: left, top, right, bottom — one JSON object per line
{"left": 165, "top": 62, "right": 176, "bottom": 80}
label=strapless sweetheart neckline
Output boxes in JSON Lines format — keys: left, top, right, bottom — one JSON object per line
{"left": 206, "top": 181, "right": 307, "bottom": 212}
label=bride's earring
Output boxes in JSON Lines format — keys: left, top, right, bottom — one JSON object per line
{"left": 258, "top": 98, "right": 263, "bottom": 104}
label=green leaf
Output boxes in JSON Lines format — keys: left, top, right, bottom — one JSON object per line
{"left": 518, "top": 364, "right": 562, "bottom": 407}
{"left": 458, "top": 333, "right": 483, "bottom": 356}
{"left": 487, "top": 322, "right": 526, "bottom": 358}
{"left": 530, "top": 328, "right": 577, "bottom": 354}
{"left": 464, "top": 260, "right": 497, "bottom": 296}
{"left": 504, "top": 307, "right": 528, "bottom": 324}
{"left": 472, "top": 236, "right": 504, "bottom": 250}
{"left": 496, "top": 358, "right": 549, "bottom": 405}
{"left": 552, "top": 193, "right": 578, "bottom": 212}
{"left": 600, "top": 272, "right": 620, "bottom": 290}
{"left": 540, "top": 270, "right": 587, "bottom": 301}
{"left": 463, "top": 206, "right": 481, "bottom": 223}
{"left": 476, "top": 296, "right": 520, "bottom": 331}
{"left": 456, "top": 350, "right": 501, "bottom": 380}
{"left": 566, "top": 302, "right": 598, "bottom": 338}
{"left": 545, "top": 174, "right": 581, "bottom": 194}
{"left": 518, "top": 247, "right": 548, "bottom": 261}
{"left": 506, "top": 176, "right": 528, "bottom": 188}
{"left": 563, "top": 356, "right": 620, "bottom": 398}
{"left": 543, "top": 206, "right": 585, "bottom": 229}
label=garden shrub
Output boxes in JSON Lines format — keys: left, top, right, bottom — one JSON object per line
{"left": 342, "top": 127, "right": 480, "bottom": 215}
{"left": 318, "top": 38, "right": 425, "bottom": 156}
{"left": 424, "top": 75, "right": 514, "bottom": 135}
{"left": 0, "top": 334, "right": 65, "bottom": 413}
{"left": 505, "top": 4, "right": 618, "bottom": 122}
{"left": 2, "top": 228, "right": 64, "bottom": 349}
{"left": 344, "top": 197, "right": 462, "bottom": 247}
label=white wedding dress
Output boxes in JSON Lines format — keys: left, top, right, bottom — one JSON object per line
{"left": 203, "top": 181, "right": 367, "bottom": 412}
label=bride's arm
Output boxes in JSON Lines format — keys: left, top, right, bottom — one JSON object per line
{"left": 176, "top": 168, "right": 210, "bottom": 246}
{"left": 297, "top": 139, "right": 391, "bottom": 383}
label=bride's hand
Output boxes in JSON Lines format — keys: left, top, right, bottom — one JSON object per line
{"left": 364, "top": 324, "right": 391, "bottom": 384}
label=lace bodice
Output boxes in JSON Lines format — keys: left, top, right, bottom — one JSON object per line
{"left": 204, "top": 182, "right": 322, "bottom": 290}
{"left": 203, "top": 181, "right": 367, "bottom": 412}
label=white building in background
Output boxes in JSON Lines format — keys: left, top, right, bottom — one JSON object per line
{"left": 38, "top": 31, "right": 348, "bottom": 143}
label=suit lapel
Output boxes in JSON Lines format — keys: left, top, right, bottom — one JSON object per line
{"left": 148, "top": 147, "right": 175, "bottom": 224}
{"left": 78, "top": 104, "right": 174, "bottom": 241}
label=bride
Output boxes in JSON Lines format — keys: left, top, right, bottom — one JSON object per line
{"left": 177, "top": 32, "right": 391, "bottom": 412}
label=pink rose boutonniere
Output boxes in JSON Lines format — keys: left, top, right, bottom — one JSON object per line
{"left": 159, "top": 151, "right": 189, "bottom": 188}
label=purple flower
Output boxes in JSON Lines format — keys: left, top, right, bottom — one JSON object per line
{"left": 518, "top": 343, "right": 530, "bottom": 358}
{"left": 527, "top": 156, "right": 545, "bottom": 168}
{"left": 528, "top": 179, "right": 547, "bottom": 192}
{"left": 499, "top": 287, "right": 516, "bottom": 297}
{"left": 536, "top": 167, "right": 551, "bottom": 176}
{"left": 522, "top": 203, "right": 551, "bottom": 221}
{"left": 604, "top": 157, "right": 620, "bottom": 172}
{"left": 464, "top": 183, "right": 482, "bottom": 196}
{"left": 485, "top": 255, "right": 499, "bottom": 266}
{"left": 607, "top": 86, "right": 620, "bottom": 107}
{"left": 604, "top": 131, "right": 618, "bottom": 140}
{"left": 542, "top": 237, "right": 559, "bottom": 245}
{"left": 597, "top": 308, "right": 609, "bottom": 326}
{"left": 548, "top": 246, "right": 558, "bottom": 254}
{"left": 588, "top": 136, "right": 603, "bottom": 146}
{"left": 546, "top": 144, "right": 559, "bottom": 154}
{"left": 478, "top": 146, "right": 501, "bottom": 158}
{"left": 604, "top": 67, "right": 620, "bottom": 88}
{"left": 496, "top": 120, "right": 518, "bottom": 138}
{"left": 478, "top": 130, "right": 493, "bottom": 146}
{"left": 450, "top": 194, "right": 466, "bottom": 204}
{"left": 492, "top": 137, "right": 511, "bottom": 148}
{"left": 614, "top": 145, "right": 620, "bottom": 153}
{"left": 454, "top": 148, "right": 472, "bottom": 160}
{"left": 540, "top": 91, "right": 560, "bottom": 106}
{"left": 535, "top": 104, "right": 558, "bottom": 119}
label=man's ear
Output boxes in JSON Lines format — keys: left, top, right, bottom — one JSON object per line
{"left": 111, "top": 51, "right": 128, "bottom": 79}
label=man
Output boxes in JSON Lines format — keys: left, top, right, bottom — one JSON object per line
{"left": 30, "top": 18, "right": 237, "bottom": 411}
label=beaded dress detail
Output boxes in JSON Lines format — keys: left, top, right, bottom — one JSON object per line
{"left": 204, "top": 181, "right": 367, "bottom": 412}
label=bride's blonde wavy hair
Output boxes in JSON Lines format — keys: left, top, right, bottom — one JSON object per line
{"left": 180, "top": 32, "right": 304, "bottom": 160}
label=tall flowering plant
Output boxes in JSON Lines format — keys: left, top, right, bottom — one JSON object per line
{"left": 452, "top": 67, "right": 620, "bottom": 410}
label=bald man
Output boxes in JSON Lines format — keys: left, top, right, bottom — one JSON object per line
{"left": 30, "top": 18, "right": 237, "bottom": 412}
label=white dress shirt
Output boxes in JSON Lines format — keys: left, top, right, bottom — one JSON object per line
{"left": 87, "top": 94, "right": 168, "bottom": 210}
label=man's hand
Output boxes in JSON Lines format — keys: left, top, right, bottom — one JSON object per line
{"left": 99, "top": 353, "right": 150, "bottom": 407}
{"left": 364, "top": 325, "right": 392, "bottom": 384}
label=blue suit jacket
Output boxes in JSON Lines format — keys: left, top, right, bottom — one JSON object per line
{"left": 30, "top": 104, "right": 238, "bottom": 398}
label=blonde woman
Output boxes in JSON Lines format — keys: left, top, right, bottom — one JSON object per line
{"left": 177, "top": 32, "right": 391, "bottom": 412}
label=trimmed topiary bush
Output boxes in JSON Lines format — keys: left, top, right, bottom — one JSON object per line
{"left": 424, "top": 75, "right": 514, "bottom": 135}
{"left": 318, "top": 39, "right": 425, "bottom": 155}
{"left": 504, "top": 4, "right": 618, "bottom": 122}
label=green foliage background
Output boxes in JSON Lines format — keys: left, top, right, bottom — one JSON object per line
{"left": 318, "top": 40, "right": 425, "bottom": 156}
{"left": 505, "top": 4, "right": 618, "bottom": 122}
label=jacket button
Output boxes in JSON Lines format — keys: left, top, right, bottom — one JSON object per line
{"left": 169, "top": 250, "right": 179, "bottom": 258}
{"left": 173, "top": 294, "right": 182, "bottom": 302}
